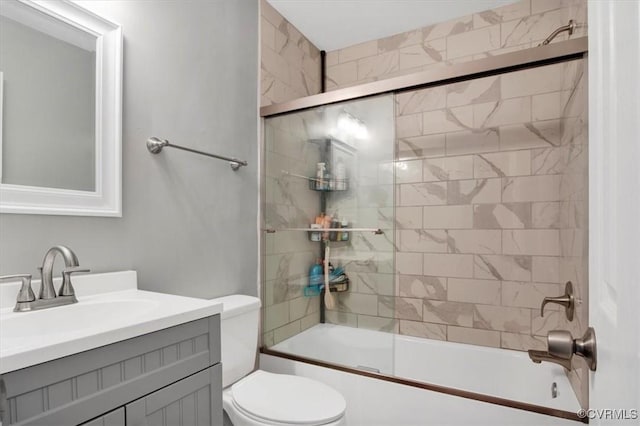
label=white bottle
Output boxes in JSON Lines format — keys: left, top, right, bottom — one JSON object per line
{"left": 316, "top": 162, "right": 326, "bottom": 190}
{"left": 335, "top": 161, "right": 346, "bottom": 190}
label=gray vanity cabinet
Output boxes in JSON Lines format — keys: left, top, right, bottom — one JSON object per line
{"left": 126, "top": 365, "right": 221, "bottom": 426}
{"left": 2, "top": 315, "right": 222, "bottom": 426}
{"left": 79, "top": 408, "right": 125, "bottom": 426}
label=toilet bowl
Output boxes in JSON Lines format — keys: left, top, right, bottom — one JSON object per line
{"left": 212, "top": 295, "right": 347, "bottom": 425}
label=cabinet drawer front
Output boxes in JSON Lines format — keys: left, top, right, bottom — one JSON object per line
{"left": 126, "top": 364, "right": 222, "bottom": 426}
{"left": 2, "top": 315, "right": 220, "bottom": 425}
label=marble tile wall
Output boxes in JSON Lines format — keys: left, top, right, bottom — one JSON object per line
{"left": 392, "top": 58, "right": 589, "bottom": 406}
{"left": 325, "top": 0, "right": 587, "bottom": 91}
{"left": 262, "top": 110, "right": 324, "bottom": 346}
{"left": 260, "top": 0, "right": 322, "bottom": 106}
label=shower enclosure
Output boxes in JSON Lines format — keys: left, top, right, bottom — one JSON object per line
{"left": 261, "top": 38, "right": 588, "bottom": 419}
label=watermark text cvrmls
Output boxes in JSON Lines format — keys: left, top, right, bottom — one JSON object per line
{"left": 577, "top": 409, "right": 639, "bottom": 420}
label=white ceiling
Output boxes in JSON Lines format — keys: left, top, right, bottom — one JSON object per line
{"left": 266, "top": 0, "right": 518, "bottom": 51}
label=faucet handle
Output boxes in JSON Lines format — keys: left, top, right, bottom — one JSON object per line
{"left": 0, "top": 274, "right": 36, "bottom": 303}
{"left": 59, "top": 267, "right": 90, "bottom": 297}
{"left": 541, "top": 281, "right": 575, "bottom": 320}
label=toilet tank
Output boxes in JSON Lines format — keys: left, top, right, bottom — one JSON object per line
{"left": 211, "top": 295, "right": 261, "bottom": 388}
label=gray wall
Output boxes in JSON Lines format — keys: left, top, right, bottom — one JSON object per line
{"left": 0, "top": 0, "right": 259, "bottom": 299}
{"left": 0, "top": 16, "right": 96, "bottom": 191}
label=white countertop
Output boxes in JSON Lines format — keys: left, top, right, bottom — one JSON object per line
{"left": 0, "top": 271, "right": 222, "bottom": 374}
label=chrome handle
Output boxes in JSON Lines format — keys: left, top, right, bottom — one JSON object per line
{"left": 59, "top": 267, "right": 90, "bottom": 297}
{"left": 541, "top": 281, "right": 575, "bottom": 321}
{"left": 0, "top": 274, "right": 35, "bottom": 303}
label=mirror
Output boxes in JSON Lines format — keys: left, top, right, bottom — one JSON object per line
{"left": 0, "top": 0, "right": 122, "bottom": 216}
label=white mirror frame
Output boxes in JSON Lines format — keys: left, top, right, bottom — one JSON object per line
{"left": 0, "top": 0, "right": 122, "bottom": 217}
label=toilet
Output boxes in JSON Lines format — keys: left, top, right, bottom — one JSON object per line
{"left": 213, "top": 295, "right": 347, "bottom": 426}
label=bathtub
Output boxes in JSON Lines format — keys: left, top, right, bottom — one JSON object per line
{"left": 267, "top": 323, "right": 581, "bottom": 423}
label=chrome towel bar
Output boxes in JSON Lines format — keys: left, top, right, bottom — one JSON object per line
{"left": 146, "top": 137, "right": 248, "bottom": 171}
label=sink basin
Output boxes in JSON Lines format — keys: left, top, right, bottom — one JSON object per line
{"left": 0, "top": 271, "right": 222, "bottom": 374}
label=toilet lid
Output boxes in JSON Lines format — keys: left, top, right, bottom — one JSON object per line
{"left": 232, "top": 371, "right": 346, "bottom": 425}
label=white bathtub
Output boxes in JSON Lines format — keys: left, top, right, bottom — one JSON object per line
{"left": 270, "top": 324, "right": 581, "bottom": 414}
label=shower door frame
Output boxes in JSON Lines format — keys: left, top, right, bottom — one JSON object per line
{"left": 259, "top": 36, "right": 589, "bottom": 423}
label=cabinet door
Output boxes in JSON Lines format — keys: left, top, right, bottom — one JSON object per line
{"left": 126, "top": 365, "right": 222, "bottom": 426}
{"left": 79, "top": 408, "right": 125, "bottom": 426}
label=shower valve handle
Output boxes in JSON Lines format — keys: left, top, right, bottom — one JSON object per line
{"left": 540, "top": 281, "right": 575, "bottom": 321}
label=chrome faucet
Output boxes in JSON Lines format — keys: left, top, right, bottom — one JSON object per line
{"left": 528, "top": 328, "right": 597, "bottom": 371}
{"left": 0, "top": 246, "right": 89, "bottom": 312}
{"left": 39, "top": 245, "right": 80, "bottom": 299}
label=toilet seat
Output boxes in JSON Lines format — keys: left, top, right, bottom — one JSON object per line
{"left": 228, "top": 370, "right": 346, "bottom": 425}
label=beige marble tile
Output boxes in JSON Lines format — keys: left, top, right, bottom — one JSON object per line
{"left": 261, "top": 19, "right": 276, "bottom": 50}
{"left": 356, "top": 272, "right": 395, "bottom": 296}
{"left": 473, "top": 203, "right": 531, "bottom": 229}
{"left": 378, "top": 28, "right": 424, "bottom": 52}
{"left": 503, "top": 229, "right": 561, "bottom": 256}
{"left": 273, "top": 320, "right": 301, "bottom": 344}
{"left": 531, "top": 256, "right": 561, "bottom": 283}
{"left": 378, "top": 296, "right": 423, "bottom": 321}
{"left": 423, "top": 15, "right": 474, "bottom": 41}
{"left": 397, "top": 134, "right": 446, "bottom": 160}
{"left": 446, "top": 129, "right": 500, "bottom": 156}
{"left": 447, "top": 76, "right": 501, "bottom": 108}
{"left": 531, "top": 0, "right": 582, "bottom": 14}
{"left": 474, "top": 254, "right": 532, "bottom": 281}
{"left": 423, "top": 300, "right": 474, "bottom": 326}
{"left": 424, "top": 205, "right": 474, "bottom": 229}
{"left": 399, "top": 182, "right": 447, "bottom": 206}
{"left": 447, "top": 25, "right": 501, "bottom": 59}
{"left": 324, "top": 309, "right": 358, "bottom": 327}
{"left": 423, "top": 156, "right": 474, "bottom": 182}
{"left": 474, "top": 150, "right": 532, "bottom": 178}
{"left": 395, "top": 159, "right": 423, "bottom": 183}
{"left": 423, "top": 107, "right": 473, "bottom": 135}
{"left": 289, "top": 296, "right": 319, "bottom": 321}
{"left": 531, "top": 309, "right": 572, "bottom": 336}
{"left": 300, "top": 311, "right": 321, "bottom": 331}
{"left": 502, "top": 281, "right": 563, "bottom": 309}
{"left": 399, "top": 40, "right": 445, "bottom": 70}
{"left": 531, "top": 201, "right": 566, "bottom": 228}
{"left": 448, "top": 278, "right": 501, "bottom": 305}
{"left": 396, "top": 252, "right": 423, "bottom": 275}
{"left": 325, "top": 51, "right": 339, "bottom": 67}
{"left": 357, "top": 315, "right": 398, "bottom": 333}
{"left": 325, "top": 61, "right": 358, "bottom": 87}
{"left": 424, "top": 253, "right": 474, "bottom": 278}
{"left": 532, "top": 91, "right": 564, "bottom": 121}
{"left": 400, "top": 320, "right": 447, "bottom": 340}
{"left": 396, "top": 206, "right": 423, "bottom": 229}
{"left": 262, "top": 330, "right": 274, "bottom": 348}
{"left": 447, "top": 178, "right": 502, "bottom": 204}
{"left": 500, "top": 332, "right": 546, "bottom": 351}
{"left": 339, "top": 40, "right": 378, "bottom": 63}
{"left": 399, "top": 229, "right": 448, "bottom": 253}
{"left": 448, "top": 326, "right": 501, "bottom": 348}
{"left": 474, "top": 304, "right": 531, "bottom": 333}
{"left": 502, "top": 8, "right": 574, "bottom": 47}
{"left": 447, "top": 230, "right": 502, "bottom": 254}
{"left": 502, "top": 175, "right": 562, "bottom": 202}
{"left": 396, "top": 87, "right": 446, "bottom": 116}
{"left": 335, "top": 293, "right": 378, "bottom": 316}
{"left": 500, "top": 120, "right": 561, "bottom": 151}
{"left": 264, "top": 301, "right": 289, "bottom": 331}
{"left": 260, "top": 0, "right": 284, "bottom": 28}
{"left": 474, "top": 97, "right": 532, "bottom": 128}
{"left": 398, "top": 275, "right": 447, "bottom": 301}
{"left": 396, "top": 113, "right": 423, "bottom": 138}
{"left": 262, "top": 45, "right": 290, "bottom": 83}
{"left": 501, "top": 62, "right": 566, "bottom": 98}
{"left": 357, "top": 51, "right": 399, "bottom": 80}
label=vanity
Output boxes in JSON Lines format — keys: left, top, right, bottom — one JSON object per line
{"left": 0, "top": 271, "right": 224, "bottom": 425}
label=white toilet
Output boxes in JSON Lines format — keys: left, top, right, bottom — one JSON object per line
{"left": 213, "top": 295, "right": 347, "bottom": 426}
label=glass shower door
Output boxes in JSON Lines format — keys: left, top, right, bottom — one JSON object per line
{"left": 262, "top": 94, "right": 396, "bottom": 375}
